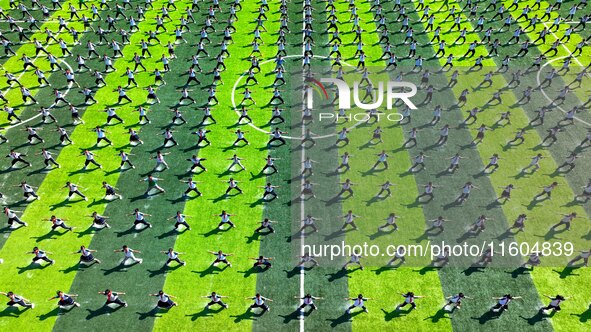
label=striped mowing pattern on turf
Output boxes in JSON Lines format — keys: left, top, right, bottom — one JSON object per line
{"left": 153, "top": 1, "right": 267, "bottom": 331}
{"left": 326, "top": 0, "right": 451, "bottom": 331}
{"left": 0, "top": 0, "right": 189, "bottom": 330}
{"left": 53, "top": 2, "right": 206, "bottom": 331}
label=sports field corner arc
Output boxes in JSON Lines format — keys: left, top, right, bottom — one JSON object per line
{"left": 0, "top": 0, "right": 590, "bottom": 331}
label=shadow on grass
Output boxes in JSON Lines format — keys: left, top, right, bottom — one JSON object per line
{"left": 472, "top": 310, "right": 502, "bottom": 324}
{"left": 570, "top": 304, "right": 591, "bottom": 322}
{"left": 424, "top": 307, "right": 450, "bottom": 323}
{"left": 147, "top": 264, "right": 182, "bottom": 278}
{"left": 17, "top": 262, "right": 50, "bottom": 274}
{"left": 192, "top": 264, "right": 228, "bottom": 278}
{"left": 136, "top": 307, "right": 163, "bottom": 320}
{"left": 326, "top": 310, "right": 357, "bottom": 327}
{"left": 520, "top": 309, "right": 551, "bottom": 325}
{"left": 552, "top": 266, "right": 580, "bottom": 279}
{"left": 185, "top": 306, "right": 224, "bottom": 321}
{"left": 325, "top": 267, "right": 358, "bottom": 282}
{"left": 279, "top": 308, "right": 313, "bottom": 324}
{"left": 507, "top": 266, "right": 531, "bottom": 278}
{"left": 230, "top": 308, "right": 263, "bottom": 323}
{"left": 85, "top": 305, "right": 123, "bottom": 320}
{"left": 0, "top": 306, "right": 30, "bottom": 318}
{"left": 383, "top": 307, "right": 413, "bottom": 321}
{"left": 38, "top": 307, "right": 69, "bottom": 321}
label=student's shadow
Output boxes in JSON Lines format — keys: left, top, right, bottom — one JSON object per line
{"left": 49, "top": 200, "right": 73, "bottom": 211}
{"left": 37, "top": 307, "right": 62, "bottom": 321}
{"left": 156, "top": 229, "right": 178, "bottom": 239}
{"left": 571, "top": 305, "right": 591, "bottom": 322}
{"left": 507, "top": 266, "right": 531, "bottom": 278}
{"left": 472, "top": 310, "right": 502, "bottom": 324}
{"left": 230, "top": 309, "right": 261, "bottom": 323}
{"left": 279, "top": 308, "right": 304, "bottom": 324}
{"left": 462, "top": 265, "right": 486, "bottom": 276}
{"left": 383, "top": 307, "right": 412, "bottom": 321}
{"left": 17, "top": 262, "right": 50, "bottom": 274}
{"left": 85, "top": 305, "right": 123, "bottom": 320}
{"left": 147, "top": 264, "right": 182, "bottom": 278}
{"left": 239, "top": 266, "right": 268, "bottom": 279}
{"left": 0, "top": 306, "right": 29, "bottom": 318}
{"left": 102, "top": 263, "right": 133, "bottom": 276}
{"left": 416, "top": 265, "right": 440, "bottom": 275}
{"left": 424, "top": 308, "right": 450, "bottom": 323}
{"left": 326, "top": 311, "right": 356, "bottom": 327}
{"left": 136, "top": 308, "right": 162, "bottom": 320}
{"left": 193, "top": 264, "right": 228, "bottom": 278}
{"left": 31, "top": 230, "right": 61, "bottom": 242}
{"left": 520, "top": 309, "right": 551, "bottom": 325}
{"left": 325, "top": 267, "right": 357, "bottom": 282}
{"left": 185, "top": 307, "right": 223, "bottom": 321}
{"left": 116, "top": 226, "right": 148, "bottom": 238}
{"left": 553, "top": 266, "right": 579, "bottom": 279}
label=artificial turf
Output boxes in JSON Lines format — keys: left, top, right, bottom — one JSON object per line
{"left": 0, "top": 0, "right": 589, "bottom": 331}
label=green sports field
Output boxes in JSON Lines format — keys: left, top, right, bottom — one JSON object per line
{"left": 0, "top": 0, "right": 590, "bottom": 331}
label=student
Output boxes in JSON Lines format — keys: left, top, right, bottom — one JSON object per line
{"left": 114, "top": 245, "right": 143, "bottom": 265}
{"left": 99, "top": 289, "right": 127, "bottom": 307}
{"left": 521, "top": 253, "right": 542, "bottom": 269}
{"left": 341, "top": 210, "right": 360, "bottom": 231}
{"left": 203, "top": 292, "right": 229, "bottom": 310}
{"left": 64, "top": 182, "right": 87, "bottom": 201}
{"left": 168, "top": 211, "right": 191, "bottom": 230}
{"left": 491, "top": 294, "right": 521, "bottom": 312}
{"left": 4, "top": 207, "right": 27, "bottom": 228}
{"left": 296, "top": 294, "right": 323, "bottom": 312}
{"left": 456, "top": 182, "right": 478, "bottom": 204}
{"left": 209, "top": 250, "right": 233, "bottom": 267}
{"left": 541, "top": 295, "right": 570, "bottom": 313}
{"left": 140, "top": 175, "right": 165, "bottom": 195}
{"left": 7, "top": 150, "right": 32, "bottom": 168}
{"left": 342, "top": 253, "right": 363, "bottom": 270}
{"left": 251, "top": 256, "right": 273, "bottom": 269}
{"left": 260, "top": 182, "right": 279, "bottom": 201}
{"left": 297, "top": 252, "right": 319, "bottom": 268}
{"left": 299, "top": 214, "right": 320, "bottom": 233}
{"left": 49, "top": 291, "right": 80, "bottom": 308}
{"left": 16, "top": 181, "right": 40, "bottom": 200}
{"left": 224, "top": 178, "right": 243, "bottom": 195}
{"left": 378, "top": 213, "right": 400, "bottom": 232}
{"left": 509, "top": 214, "right": 527, "bottom": 233}
{"left": 37, "top": 148, "right": 60, "bottom": 168}
{"left": 89, "top": 212, "right": 111, "bottom": 229}
{"left": 102, "top": 182, "right": 122, "bottom": 200}
{"left": 445, "top": 293, "right": 471, "bottom": 311}
{"left": 567, "top": 248, "right": 591, "bottom": 267}
{"left": 345, "top": 294, "right": 371, "bottom": 314}
{"left": 81, "top": 150, "right": 102, "bottom": 170}
{"left": 73, "top": 245, "right": 101, "bottom": 264}
{"left": 214, "top": 210, "right": 236, "bottom": 229}
{"left": 150, "top": 291, "right": 177, "bottom": 309}
{"left": 46, "top": 215, "right": 74, "bottom": 232}
{"left": 1, "top": 291, "right": 34, "bottom": 309}
{"left": 550, "top": 212, "right": 577, "bottom": 231}
{"left": 129, "top": 209, "right": 152, "bottom": 228}
{"left": 28, "top": 246, "right": 54, "bottom": 265}
{"left": 534, "top": 182, "right": 558, "bottom": 200}
{"left": 161, "top": 248, "right": 185, "bottom": 267}
{"left": 247, "top": 293, "right": 271, "bottom": 313}
{"left": 395, "top": 292, "right": 426, "bottom": 311}
{"left": 255, "top": 218, "right": 276, "bottom": 233}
